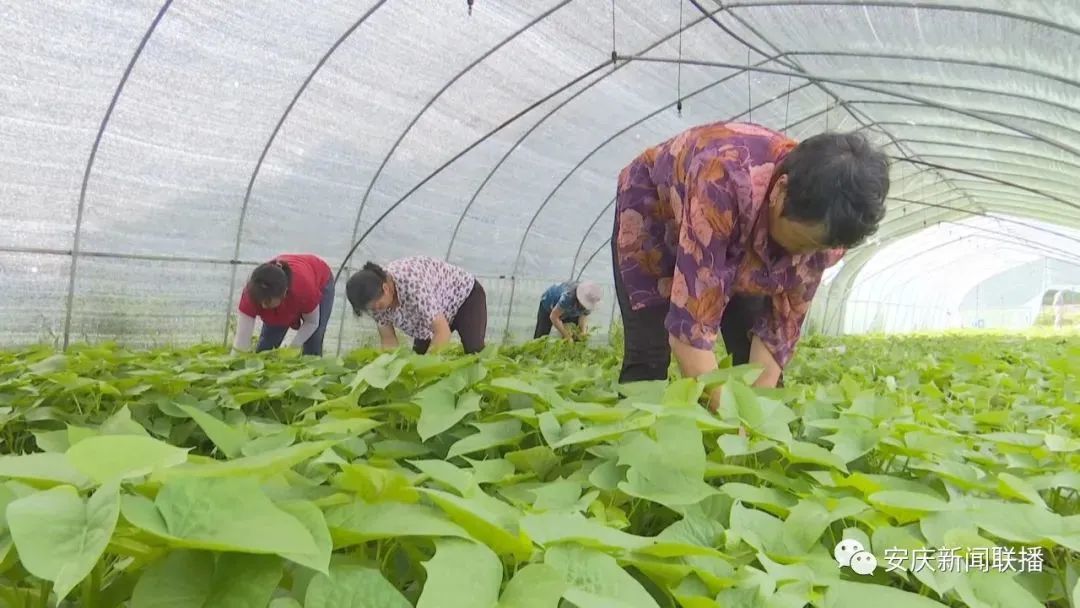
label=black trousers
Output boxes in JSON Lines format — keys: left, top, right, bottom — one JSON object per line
{"left": 611, "top": 237, "right": 776, "bottom": 384}
{"left": 413, "top": 281, "right": 488, "bottom": 355}
{"left": 533, "top": 305, "right": 581, "bottom": 339}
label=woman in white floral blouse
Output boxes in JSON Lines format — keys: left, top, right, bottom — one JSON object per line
{"left": 346, "top": 256, "right": 487, "bottom": 354}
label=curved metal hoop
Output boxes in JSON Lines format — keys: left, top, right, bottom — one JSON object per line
{"left": 62, "top": 0, "right": 175, "bottom": 350}
{"left": 223, "top": 0, "right": 389, "bottom": 344}
{"left": 443, "top": 4, "right": 727, "bottom": 262}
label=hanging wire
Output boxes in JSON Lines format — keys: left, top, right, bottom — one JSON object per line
{"left": 783, "top": 74, "right": 792, "bottom": 130}
{"left": 825, "top": 92, "right": 830, "bottom": 131}
{"left": 676, "top": 0, "right": 684, "bottom": 115}
{"left": 746, "top": 47, "right": 752, "bottom": 122}
{"left": 610, "top": 0, "right": 617, "bottom": 62}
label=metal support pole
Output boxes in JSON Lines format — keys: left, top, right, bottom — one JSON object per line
{"left": 62, "top": 0, "right": 174, "bottom": 350}
{"left": 503, "top": 276, "right": 517, "bottom": 342}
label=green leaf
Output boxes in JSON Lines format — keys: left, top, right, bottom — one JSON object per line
{"left": 823, "top": 580, "right": 950, "bottom": 608}
{"left": 618, "top": 417, "right": 716, "bottom": 508}
{"left": 417, "top": 539, "right": 502, "bottom": 608}
{"left": 28, "top": 353, "right": 67, "bottom": 374}
{"left": 67, "top": 434, "right": 190, "bottom": 483}
{"left": 301, "top": 389, "right": 361, "bottom": 416}
{"left": 179, "top": 404, "right": 247, "bottom": 458}
{"left": 99, "top": 405, "right": 151, "bottom": 436}
{"left": 587, "top": 459, "right": 623, "bottom": 491}
{"left": 979, "top": 432, "right": 1043, "bottom": 448}
{"left": 335, "top": 462, "right": 419, "bottom": 503}
{"left": 963, "top": 499, "right": 1080, "bottom": 551}
{"left": 544, "top": 545, "right": 660, "bottom": 608}
{"left": 657, "top": 511, "right": 726, "bottom": 552}
{"left": 615, "top": 380, "right": 667, "bottom": 404}
{"left": 538, "top": 412, "right": 566, "bottom": 447}
{"left": 847, "top": 391, "right": 900, "bottom": 421}
{"left": 467, "top": 457, "right": 516, "bottom": 485}
{"left": 32, "top": 429, "right": 71, "bottom": 453}
{"left": 353, "top": 354, "right": 409, "bottom": 390}
{"left": 729, "top": 501, "right": 785, "bottom": 555}
{"left": 782, "top": 440, "right": 850, "bottom": 473}
{"left": 1043, "top": 434, "right": 1080, "bottom": 452}
{"left": 497, "top": 563, "right": 567, "bottom": 608}
{"left": 130, "top": 550, "right": 282, "bottom": 608}
{"left": 507, "top": 446, "right": 560, "bottom": 478}
{"left": 69, "top": 425, "right": 99, "bottom": 447}
{"left": 551, "top": 414, "right": 657, "bottom": 448}
{"left": 241, "top": 431, "right": 298, "bottom": 457}
{"left": 446, "top": 419, "right": 524, "bottom": 459}
{"left": 421, "top": 488, "right": 532, "bottom": 559}
{"left": 122, "top": 476, "right": 319, "bottom": 556}
{"left": 662, "top": 378, "right": 704, "bottom": 407}
{"left": 325, "top": 500, "right": 471, "bottom": 546}
{"left": 303, "top": 417, "right": 382, "bottom": 439}
{"left": 489, "top": 377, "right": 564, "bottom": 406}
{"left": 410, "top": 459, "right": 478, "bottom": 496}
{"left": 820, "top": 418, "right": 882, "bottom": 462}
{"left": 371, "top": 439, "right": 430, "bottom": 459}
{"left": 997, "top": 473, "right": 1049, "bottom": 508}
{"left": 416, "top": 386, "right": 483, "bottom": 441}
{"left": 1029, "top": 470, "right": 1080, "bottom": 493}
{"left": 154, "top": 440, "right": 335, "bottom": 480}
{"left": 723, "top": 383, "right": 794, "bottom": 443}
{"left": 756, "top": 553, "right": 840, "bottom": 588}
{"left": 719, "top": 483, "right": 797, "bottom": 515}
{"left": 277, "top": 500, "right": 333, "bottom": 575}
{"left": 868, "top": 490, "right": 952, "bottom": 523}
{"left": 871, "top": 525, "right": 927, "bottom": 570}
{"left": 0, "top": 452, "right": 91, "bottom": 488}
{"left": 529, "top": 479, "right": 583, "bottom": 513}
{"left": 780, "top": 500, "right": 834, "bottom": 553}
{"left": 521, "top": 512, "right": 652, "bottom": 552}
{"left": 7, "top": 481, "right": 120, "bottom": 601}
{"left": 305, "top": 564, "right": 412, "bottom": 608}
{"left": 954, "top": 570, "right": 1044, "bottom": 608}
{"left": 717, "top": 434, "right": 777, "bottom": 457}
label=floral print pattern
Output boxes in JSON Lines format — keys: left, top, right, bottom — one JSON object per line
{"left": 371, "top": 256, "right": 476, "bottom": 340}
{"left": 613, "top": 122, "right": 845, "bottom": 367}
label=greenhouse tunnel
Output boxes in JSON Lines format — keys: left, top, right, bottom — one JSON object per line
{"left": 2, "top": 0, "right": 1079, "bottom": 353}
{"left": 3, "top": 3, "right": 1080, "bottom": 607}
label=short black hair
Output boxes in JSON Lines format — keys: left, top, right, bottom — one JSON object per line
{"left": 779, "top": 132, "right": 890, "bottom": 247}
{"left": 247, "top": 261, "right": 291, "bottom": 304}
{"left": 346, "top": 262, "right": 388, "bottom": 315}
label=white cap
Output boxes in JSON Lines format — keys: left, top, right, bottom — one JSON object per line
{"left": 576, "top": 281, "right": 602, "bottom": 310}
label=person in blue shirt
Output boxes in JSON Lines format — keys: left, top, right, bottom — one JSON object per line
{"left": 535, "top": 281, "right": 603, "bottom": 341}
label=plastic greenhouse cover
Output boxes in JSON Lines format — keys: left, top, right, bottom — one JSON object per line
{"left": 1, "top": 0, "right": 1078, "bottom": 347}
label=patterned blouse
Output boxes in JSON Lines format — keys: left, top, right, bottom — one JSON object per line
{"left": 614, "top": 122, "right": 845, "bottom": 367}
{"left": 371, "top": 256, "right": 477, "bottom": 340}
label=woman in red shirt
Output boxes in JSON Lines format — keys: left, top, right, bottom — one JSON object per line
{"left": 232, "top": 253, "right": 335, "bottom": 356}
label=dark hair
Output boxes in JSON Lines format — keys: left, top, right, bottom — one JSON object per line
{"left": 778, "top": 132, "right": 890, "bottom": 248}
{"left": 247, "top": 260, "right": 291, "bottom": 304}
{"left": 346, "top": 262, "right": 388, "bottom": 315}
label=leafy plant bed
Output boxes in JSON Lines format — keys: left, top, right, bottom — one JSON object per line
{"left": 0, "top": 334, "right": 1076, "bottom": 607}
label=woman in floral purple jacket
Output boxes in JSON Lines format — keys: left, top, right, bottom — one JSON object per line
{"left": 612, "top": 122, "right": 889, "bottom": 409}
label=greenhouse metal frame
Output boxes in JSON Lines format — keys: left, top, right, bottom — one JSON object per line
{"left": 3, "top": 0, "right": 1079, "bottom": 351}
